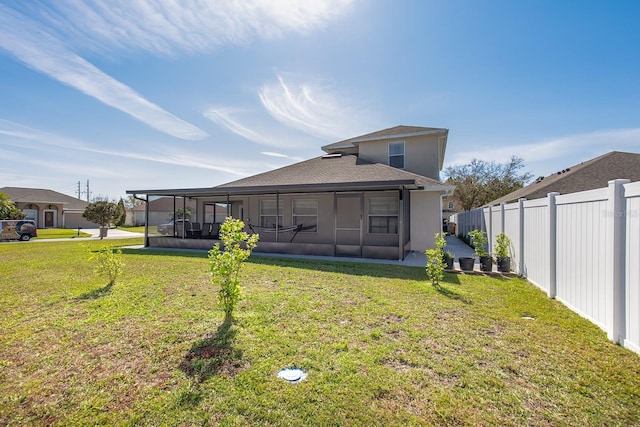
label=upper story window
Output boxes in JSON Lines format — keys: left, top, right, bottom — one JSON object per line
{"left": 292, "top": 199, "right": 318, "bottom": 232}
{"left": 388, "top": 142, "right": 405, "bottom": 169}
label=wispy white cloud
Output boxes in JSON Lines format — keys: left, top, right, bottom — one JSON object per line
{"left": 0, "top": 119, "right": 252, "bottom": 176}
{"left": 203, "top": 107, "right": 284, "bottom": 147}
{"left": 259, "top": 74, "right": 376, "bottom": 140}
{"left": 29, "top": 0, "right": 356, "bottom": 56}
{"left": 0, "top": 5, "right": 208, "bottom": 140}
{"left": 445, "top": 128, "right": 640, "bottom": 175}
{"left": 262, "top": 151, "right": 290, "bottom": 158}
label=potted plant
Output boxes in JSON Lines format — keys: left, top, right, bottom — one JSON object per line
{"left": 469, "top": 229, "right": 492, "bottom": 272}
{"left": 494, "top": 232, "right": 511, "bottom": 273}
{"left": 443, "top": 250, "right": 455, "bottom": 270}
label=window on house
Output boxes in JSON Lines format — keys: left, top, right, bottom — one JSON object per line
{"left": 259, "top": 200, "right": 282, "bottom": 228}
{"left": 389, "top": 142, "right": 405, "bottom": 169}
{"left": 368, "top": 196, "right": 399, "bottom": 234}
{"left": 292, "top": 199, "right": 318, "bottom": 232}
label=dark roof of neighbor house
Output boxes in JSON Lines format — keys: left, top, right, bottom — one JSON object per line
{"left": 487, "top": 151, "right": 640, "bottom": 206}
{"left": 321, "top": 125, "right": 449, "bottom": 152}
{"left": 0, "top": 186, "right": 89, "bottom": 211}
{"left": 127, "top": 154, "right": 452, "bottom": 197}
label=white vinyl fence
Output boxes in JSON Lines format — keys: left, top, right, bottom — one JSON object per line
{"left": 451, "top": 179, "right": 640, "bottom": 354}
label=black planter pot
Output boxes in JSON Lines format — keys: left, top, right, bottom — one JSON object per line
{"left": 497, "top": 257, "right": 511, "bottom": 273}
{"left": 480, "top": 255, "right": 493, "bottom": 272}
{"left": 459, "top": 257, "right": 475, "bottom": 271}
{"left": 444, "top": 257, "right": 454, "bottom": 270}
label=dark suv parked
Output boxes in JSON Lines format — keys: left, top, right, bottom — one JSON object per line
{"left": 0, "top": 219, "right": 38, "bottom": 241}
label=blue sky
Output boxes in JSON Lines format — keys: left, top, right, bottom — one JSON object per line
{"left": 1, "top": 0, "right": 639, "bottom": 200}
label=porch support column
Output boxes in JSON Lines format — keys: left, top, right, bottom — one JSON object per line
{"left": 144, "top": 195, "right": 149, "bottom": 247}
{"left": 172, "top": 196, "right": 177, "bottom": 237}
{"left": 333, "top": 192, "right": 337, "bottom": 256}
{"left": 182, "top": 196, "right": 186, "bottom": 239}
{"left": 226, "top": 194, "right": 230, "bottom": 217}
{"left": 360, "top": 191, "right": 364, "bottom": 258}
{"left": 398, "top": 187, "right": 404, "bottom": 261}
{"left": 276, "top": 192, "right": 280, "bottom": 243}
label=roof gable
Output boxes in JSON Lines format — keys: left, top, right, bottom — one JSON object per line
{"left": 322, "top": 125, "right": 448, "bottom": 153}
{"left": 217, "top": 154, "right": 446, "bottom": 191}
{"left": 487, "top": 151, "right": 640, "bottom": 205}
{"left": 0, "top": 187, "right": 89, "bottom": 210}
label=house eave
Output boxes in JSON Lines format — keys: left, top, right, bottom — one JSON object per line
{"left": 350, "top": 128, "right": 448, "bottom": 145}
{"left": 127, "top": 180, "right": 423, "bottom": 198}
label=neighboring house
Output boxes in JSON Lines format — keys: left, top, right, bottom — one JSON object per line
{"left": 127, "top": 125, "right": 455, "bottom": 260}
{"left": 487, "top": 151, "right": 640, "bottom": 206}
{"left": 0, "top": 187, "right": 98, "bottom": 228}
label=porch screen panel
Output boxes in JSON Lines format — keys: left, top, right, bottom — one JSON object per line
{"left": 259, "top": 200, "right": 282, "bottom": 228}
{"left": 292, "top": 199, "right": 317, "bottom": 232}
{"left": 368, "top": 196, "right": 399, "bottom": 234}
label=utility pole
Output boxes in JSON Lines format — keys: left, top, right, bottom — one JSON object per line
{"left": 77, "top": 181, "right": 81, "bottom": 200}
{"left": 86, "top": 180, "right": 90, "bottom": 202}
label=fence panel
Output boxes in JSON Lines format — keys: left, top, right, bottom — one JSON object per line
{"left": 503, "top": 202, "right": 521, "bottom": 274}
{"left": 555, "top": 189, "right": 609, "bottom": 330}
{"left": 523, "top": 199, "right": 550, "bottom": 293}
{"left": 625, "top": 182, "right": 640, "bottom": 353}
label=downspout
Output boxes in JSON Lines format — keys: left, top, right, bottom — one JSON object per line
{"left": 276, "top": 192, "right": 280, "bottom": 243}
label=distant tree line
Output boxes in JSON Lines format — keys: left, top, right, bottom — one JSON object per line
{"left": 444, "top": 155, "right": 533, "bottom": 211}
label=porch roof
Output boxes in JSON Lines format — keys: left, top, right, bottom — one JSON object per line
{"left": 127, "top": 154, "right": 450, "bottom": 198}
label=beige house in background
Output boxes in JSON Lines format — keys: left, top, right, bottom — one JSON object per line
{"left": 0, "top": 187, "right": 98, "bottom": 229}
{"left": 127, "top": 126, "right": 454, "bottom": 260}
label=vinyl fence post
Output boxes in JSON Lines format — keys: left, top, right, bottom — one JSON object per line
{"left": 547, "top": 192, "right": 559, "bottom": 298}
{"left": 605, "top": 179, "right": 629, "bottom": 343}
{"left": 518, "top": 198, "right": 525, "bottom": 277}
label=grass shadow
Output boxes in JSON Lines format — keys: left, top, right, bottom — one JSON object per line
{"left": 75, "top": 282, "right": 114, "bottom": 300}
{"left": 248, "top": 255, "right": 426, "bottom": 281}
{"left": 433, "top": 282, "right": 472, "bottom": 304}
{"left": 180, "top": 316, "right": 244, "bottom": 383}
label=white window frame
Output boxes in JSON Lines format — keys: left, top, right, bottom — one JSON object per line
{"left": 388, "top": 141, "right": 405, "bottom": 169}
{"left": 367, "top": 196, "right": 399, "bottom": 235}
{"left": 292, "top": 199, "right": 318, "bottom": 232}
{"left": 259, "top": 200, "right": 282, "bottom": 228}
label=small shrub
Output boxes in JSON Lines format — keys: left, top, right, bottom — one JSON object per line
{"left": 494, "top": 233, "right": 511, "bottom": 259}
{"left": 468, "top": 229, "right": 488, "bottom": 257}
{"left": 208, "top": 217, "right": 259, "bottom": 320}
{"left": 89, "top": 245, "right": 124, "bottom": 286}
{"left": 425, "top": 232, "right": 447, "bottom": 285}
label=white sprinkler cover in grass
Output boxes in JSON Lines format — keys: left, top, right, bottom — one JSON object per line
{"left": 277, "top": 368, "right": 307, "bottom": 383}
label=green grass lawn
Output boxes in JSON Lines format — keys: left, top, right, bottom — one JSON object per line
{"left": 35, "top": 228, "right": 92, "bottom": 239}
{"left": 1, "top": 239, "right": 638, "bottom": 425}
{"left": 117, "top": 225, "right": 146, "bottom": 234}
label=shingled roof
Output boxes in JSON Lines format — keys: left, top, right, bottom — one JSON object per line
{"left": 487, "top": 151, "right": 640, "bottom": 205}
{"left": 128, "top": 154, "right": 451, "bottom": 197}
{"left": 322, "top": 125, "right": 448, "bottom": 153}
{"left": 217, "top": 154, "right": 447, "bottom": 191}
{"left": 0, "top": 186, "right": 89, "bottom": 210}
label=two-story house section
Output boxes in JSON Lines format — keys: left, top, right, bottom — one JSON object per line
{"left": 127, "top": 125, "right": 454, "bottom": 260}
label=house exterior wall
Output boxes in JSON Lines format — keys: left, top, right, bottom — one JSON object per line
{"left": 357, "top": 134, "right": 442, "bottom": 180}
{"left": 409, "top": 190, "right": 443, "bottom": 251}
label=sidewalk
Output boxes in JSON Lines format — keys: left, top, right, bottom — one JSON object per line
{"left": 81, "top": 228, "right": 145, "bottom": 239}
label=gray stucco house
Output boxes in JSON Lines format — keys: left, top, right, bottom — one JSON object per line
{"left": 127, "top": 125, "right": 455, "bottom": 260}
